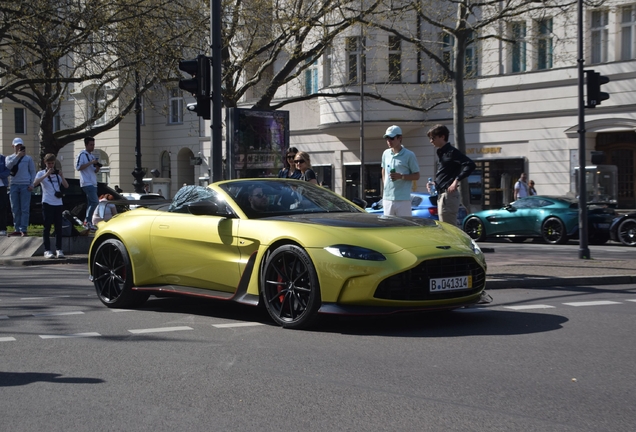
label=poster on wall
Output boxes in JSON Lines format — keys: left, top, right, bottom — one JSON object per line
{"left": 228, "top": 108, "right": 289, "bottom": 179}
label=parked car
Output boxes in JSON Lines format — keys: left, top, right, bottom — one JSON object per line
{"left": 366, "top": 192, "right": 468, "bottom": 226}
{"left": 462, "top": 195, "right": 616, "bottom": 244}
{"left": 6, "top": 178, "right": 125, "bottom": 226}
{"left": 88, "top": 179, "right": 487, "bottom": 329}
{"left": 609, "top": 212, "right": 636, "bottom": 246}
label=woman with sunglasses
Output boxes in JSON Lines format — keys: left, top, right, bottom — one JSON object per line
{"left": 293, "top": 151, "right": 318, "bottom": 184}
{"left": 278, "top": 147, "right": 302, "bottom": 179}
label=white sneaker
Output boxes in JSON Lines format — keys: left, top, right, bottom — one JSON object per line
{"left": 0, "top": 230, "right": 6, "bottom": 236}
{"left": 44, "top": 251, "right": 54, "bottom": 259}
{"left": 56, "top": 250, "right": 65, "bottom": 259}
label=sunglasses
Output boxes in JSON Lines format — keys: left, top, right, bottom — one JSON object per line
{"left": 294, "top": 159, "right": 305, "bottom": 164}
{"left": 387, "top": 136, "right": 399, "bottom": 140}
{"left": 286, "top": 155, "right": 295, "bottom": 159}
{"left": 251, "top": 193, "right": 265, "bottom": 198}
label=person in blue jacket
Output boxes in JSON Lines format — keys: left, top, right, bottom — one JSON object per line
{"left": 0, "top": 150, "right": 12, "bottom": 236}
{"left": 5, "top": 138, "right": 36, "bottom": 236}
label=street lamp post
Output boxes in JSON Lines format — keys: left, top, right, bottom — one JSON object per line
{"left": 132, "top": 71, "right": 146, "bottom": 193}
{"left": 577, "top": 0, "right": 590, "bottom": 259}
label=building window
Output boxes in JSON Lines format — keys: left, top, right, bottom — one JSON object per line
{"left": 323, "top": 45, "right": 332, "bottom": 87}
{"left": 441, "top": 32, "right": 478, "bottom": 78}
{"left": 537, "top": 18, "right": 553, "bottom": 70}
{"left": 388, "top": 35, "right": 401, "bottom": 82}
{"left": 511, "top": 22, "right": 527, "bottom": 72}
{"left": 304, "top": 59, "right": 319, "bottom": 95}
{"left": 169, "top": 88, "right": 183, "bottom": 124}
{"left": 14, "top": 108, "right": 26, "bottom": 134}
{"left": 53, "top": 113, "right": 61, "bottom": 132}
{"left": 591, "top": 10, "right": 609, "bottom": 64}
{"left": 621, "top": 5, "right": 636, "bottom": 60}
{"left": 347, "top": 36, "right": 365, "bottom": 84}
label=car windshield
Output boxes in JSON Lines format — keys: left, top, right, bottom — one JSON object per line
{"left": 220, "top": 180, "right": 363, "bottom": 219}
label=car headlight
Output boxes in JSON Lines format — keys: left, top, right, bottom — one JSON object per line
{"left": 470, "top": 239, "right": 483, "bottom": 256}
{"left": 324, "top": 245, "right": 386, "bottom": 261}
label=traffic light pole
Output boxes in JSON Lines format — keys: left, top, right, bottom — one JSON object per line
{"left": 577, "top": 0, "right": 590, "bottom": 259}
{"left": 210, "top": 0, "right": 223, "bottom": 182}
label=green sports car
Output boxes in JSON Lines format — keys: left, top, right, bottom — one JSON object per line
{"left": 89, "top": 179, "right": 488, "bottom": 329}
{"left": 463, "top": 195, "right": 616, "bottom": 245}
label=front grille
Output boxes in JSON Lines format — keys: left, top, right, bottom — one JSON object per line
{"left": 374, "top": 257, "right": 486, "bottom": 301}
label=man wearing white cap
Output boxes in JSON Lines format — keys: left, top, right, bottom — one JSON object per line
{"left": 381, "top": 125, "right": 420, "bottom": 217}
{"left": 5, "top": 138, "right": 36, "bottom": 236}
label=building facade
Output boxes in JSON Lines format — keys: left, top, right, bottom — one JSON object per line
{"left": 2, "top": 1, "right": 635, "bottom": 211}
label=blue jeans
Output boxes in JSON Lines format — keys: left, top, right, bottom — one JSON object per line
{"left": 82, "top": 185, "right": 99, "bottom": 223}
{"left": 9, "top": 183, "right": 31, "bottom": 233}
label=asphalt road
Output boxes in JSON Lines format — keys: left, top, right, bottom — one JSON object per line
{"left": 1, "top": 264, "right": 635, "bottom": 431}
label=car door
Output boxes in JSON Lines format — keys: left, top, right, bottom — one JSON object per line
{"left": 149, "top": 206, "right": 242, "bottom": 292}
{"left": 484, "top": 198, "right": 536, "bottom": 236}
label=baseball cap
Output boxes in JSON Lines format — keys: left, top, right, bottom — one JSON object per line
{"left": 383, "top": 125, "right": 402, "bottom": 138}
{"left": 12, "top": 137, "right": 24, "bottom": 146}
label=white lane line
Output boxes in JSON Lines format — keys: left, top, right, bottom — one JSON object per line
{"left": 128, "top": 326, "right": 193, "bottom": 334}
{"left": 0, "top": 337, "right": 16, "bottom": 342}
{"left": 504, "top": 305, "right": 556, "bottom": 310}
{"left": 625, "top": 299, "right": 636, "bottom": 303}
{"left": 212, "top": 322, "right": 264, "bottom": 329}
{"left": 32, "top": 311, "right": 85, "bottom": 317}
{"left": 563, "top": 300, "right": 622, "bottom": 307}
{"left": 21, "top": 296, "right": 71, "bottom": 300}
{"left": 111, "top": 309, "right": 137, "bottom": 313}
{"left": 39, "top": 332, "right": 101, "bottom": 339}
{"left": 0, "top": 315, "right": 9, "bottom": 320}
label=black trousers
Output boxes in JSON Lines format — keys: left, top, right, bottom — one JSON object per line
{"left": 42, "top": 202, "right": 63, "bottom": 251}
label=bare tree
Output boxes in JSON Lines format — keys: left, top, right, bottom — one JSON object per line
{"left": 362, "top": 0, "right": 584, "bottom": 206}
{"left": 0, "top": 0, "right": 206, "bottom": 160}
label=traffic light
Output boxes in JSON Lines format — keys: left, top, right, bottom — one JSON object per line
{"left": 585, "top": 70, "right": 610, "bottom": 108}
{"left": 178, "top": 55, "right": 211, "bottom": 119}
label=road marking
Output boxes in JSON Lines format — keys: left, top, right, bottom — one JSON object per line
{"left": 625, "top": 299, "right": 636, "bottom": 303}
{"left": 39, "top": 332, "right": 101, "bottom": 339}
{"left": 0, "top": 315, "right": 9, "bottom": 320}
{"left": 111, "top": 309, "right": 137, "bottom": 313}
{"left": 504, "top": 305, "right": 556, "bottom": 310}
{"left": 21, "top": 295, "right": 71, "bottom": 300}
{"left": 212, "top": 322, "right": 264, "bottom": 328}
{"left": 0, "top": 337, "right": 16, "bottom": 342}
{"left": 32, "top": 311, "right": 85, "bottom": 317}
{"left": 455, "top": 307, "right": 489, "bottom": 313}
{"left": 563, "top": 300, "right": 622, "bottom": 307}
{"left": 128, "top": 326, "right": 193, "bottom": 334}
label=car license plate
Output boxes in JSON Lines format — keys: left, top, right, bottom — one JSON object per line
{"left": 597, "top": 223, "right": 609, "bottom": 229}
{"left": 430, "top": 276, "right": 472, "bottom": 292}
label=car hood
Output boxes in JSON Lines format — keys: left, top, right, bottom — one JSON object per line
{"left": 267, "top": 212, "right": 437, "bottom": 228}
{"left": 266, "top": 213, "right": 469, "bottom": 253}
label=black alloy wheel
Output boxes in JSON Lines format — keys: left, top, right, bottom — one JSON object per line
{"left": 261, "top": 245, "right": 321, "bottom": 329}
{"left": 541, "top": 217, "right": 568, "bottom": 244}
{"left": 464, "top": 217, "right": 486, "bottom": 242}
{"left": 618, "top": 218, "right": 636, "bottom": 246}
{"left": 92, "top": 239, "right": 149, "bottom": 308}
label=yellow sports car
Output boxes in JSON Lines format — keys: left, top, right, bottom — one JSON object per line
{"left": 89, "top": 179, "right": 488, "bottom": 329}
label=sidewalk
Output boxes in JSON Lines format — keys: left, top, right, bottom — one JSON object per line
{"left": 1, "top": 237, "right": 635, "bottom": 289}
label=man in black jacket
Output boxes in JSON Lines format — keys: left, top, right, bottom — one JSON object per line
{"left": 427, "top": 124, "right": 475, "bottom": 226}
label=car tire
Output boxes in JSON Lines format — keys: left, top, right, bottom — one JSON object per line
{"left": 464, "top": 217, "right": 486, "bottom": 242}
{"left": 92, "top": 239, "right": 149, "bottom": 308}
{"left": 541, "top": 217, "right": 568, "bottom": 244}
{"left": 618, "top": 218, "right": 636, "bottom": 246}
{"left": 261, "top": 244, "right": 321, "bottom": 329}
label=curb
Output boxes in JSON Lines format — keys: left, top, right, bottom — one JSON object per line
{"left": 485, "top": 275, "right": 636, "bottom": 289}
